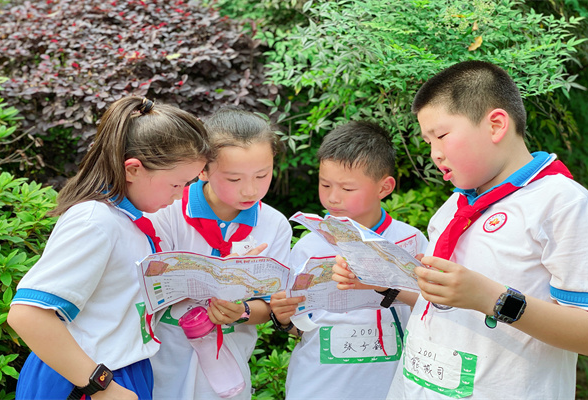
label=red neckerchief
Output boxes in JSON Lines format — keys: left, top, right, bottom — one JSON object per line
{"left": 181, "top": 187, "right": 255, "bottom": 257}
{"left": 375, "top": 212, "right": 392, "bottom": 356}
{"left": 421, "top": 160, "right": 573, "bottom": 320}
{"left": 131, "top": 216, "right": 162, "bottom": 343}
{"left": 133, "top": 216, "right": 162, "bottom": 252}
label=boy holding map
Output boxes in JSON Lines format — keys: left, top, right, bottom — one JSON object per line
{"left": 270, "top": 121, "right": 428, "bottom": 400}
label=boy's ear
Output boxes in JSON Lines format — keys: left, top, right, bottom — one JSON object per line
{"left": 378, "top": 176, "right": 396, "bottom": 200}
{"left": 487, "top": 108, "right": 509, "bottom": 144}
{"left": 124, "top": 158, "right": 144, "bottom": 183}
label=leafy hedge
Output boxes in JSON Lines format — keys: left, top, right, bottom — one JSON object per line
{"left": 0, "top": 172, "right": 58, "bottom": 398}
{"left": 0, "top": 0, "right": 275, "bottom": 179}
{"left": 230, "top": 0, "right": 587, "bottom": 215}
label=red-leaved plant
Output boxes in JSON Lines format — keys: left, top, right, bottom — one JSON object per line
{"left": 0, "top": 0, "right": 276, "bottom": 153}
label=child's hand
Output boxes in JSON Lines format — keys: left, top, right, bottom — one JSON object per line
{"left": 416, "top": 256, "right": 504, "bottom": 315}
{"left": 225, "top": 243, "right": 268, "bottom": 258}
{"left": 270, "top": 291, "right": 305, "bottom": 326}
{"left": 207, "top": 297, "right": 246, "bottom": 325}
{"left": 331, "top": 255, "right": 388, "bottom": 291}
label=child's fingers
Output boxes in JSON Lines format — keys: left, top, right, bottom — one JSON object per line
{"left": 336, "top": 282, "right": 356, "bottom": 291}
{"left": 332, "top": 263, "right": 355, "bottom": 279}
{"left": 420, "top": 256, "right": 455, "bottom": 272}
{"left": 246, "top": 243, "right": 268, "bottom": 256}
{"left": 208, "top": 299, "right": 241, "bottom": 323}
{"left": 271, "top": 291, "right": 286, "bottom": 300}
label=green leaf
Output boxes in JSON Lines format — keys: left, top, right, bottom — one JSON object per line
{"left": 0, "top": 272, "right": 11, "bottom": 286}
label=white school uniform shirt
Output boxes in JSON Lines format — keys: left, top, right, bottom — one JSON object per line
{"left": 286, "top": 210, "right": 428, "bottom": 400}
{"left": 12, "top": 200, "right": 160, "bottom": 370}
{"left": 389, "top": 153, "right": 588, "bottom": 399}
{"left": 148, "top": 180, "right": 292, "bottom": 400}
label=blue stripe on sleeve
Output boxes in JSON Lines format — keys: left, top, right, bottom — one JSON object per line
{"left": 550, "top": 286, "right": 588, "bottom": 308}
{"left": 12, "top": 289, "right": 80, "bottom": 322}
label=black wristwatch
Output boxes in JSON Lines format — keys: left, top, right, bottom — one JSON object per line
{"left": 67, "top": 363, "right": 114, "bottom": 400}
{"left": 270, "top": 310, "right": 294, "bottom": 332}
{"left": 493, "top": 286, "right": 526, "bottom": 324}
{"left": 229, "top": 301, "right": 251, "bottom": 326}
{"left": 375, "top": 288, "right": 400, "bottom": 308}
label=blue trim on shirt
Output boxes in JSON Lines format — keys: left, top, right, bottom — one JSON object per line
{"left": 370, "top": 208, "right": 387, "bottom": 232}
{"left": 550, "top": 286, "right": 588, "bottom": 308}
{"left": 12, "top": 289, "right": 79, "bottom": 322}
{"left": 455, "top": 151, "right": 554, "bottom": 205}
{"left": 109, "top": 196, "right": 143, "bottom": 221}
{"left": 187, "top": 180, "right": 260, "bottom": 257}
{"left": 111, "top": 196, "right": 156, "bottom": 252}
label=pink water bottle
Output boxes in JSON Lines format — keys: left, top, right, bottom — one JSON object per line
{"left": 178, "top": 306, "right": 246, "bottom": 398}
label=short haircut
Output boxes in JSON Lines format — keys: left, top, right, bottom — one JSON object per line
{"left": 317, "top": 120, "right": 396, "bottom": 180}
{"left": 412, "top": 60, "right": 526, "bottom": 136}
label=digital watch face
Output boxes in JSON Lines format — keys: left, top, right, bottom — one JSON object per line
{"left": 91, "top": 365, "right": 113, "bottom": 390}
{"left": 500, "top": 295, "right": 525, "bottom": 319}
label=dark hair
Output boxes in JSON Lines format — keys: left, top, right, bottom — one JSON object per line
{"left": 203, "top": 107, "right": 280, "bottom": 158}
{"left": 412, "top": 60, "right": 526, "bottom": 136}
{"left": 317, "top": 120, "right": 396, "bottom": 180}
{"left": 53, "top": 96, "right": 211, "bottom": 215}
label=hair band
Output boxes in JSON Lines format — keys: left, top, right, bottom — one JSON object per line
{"left": 138, "top": 98, "right": 155, "bottom": 115}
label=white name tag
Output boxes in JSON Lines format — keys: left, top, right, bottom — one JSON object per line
{"left": 319, "top": 323, "right": 401, "bottom": 364}
{"left": 403, "top": 333, "right": 477, "bottom": 398}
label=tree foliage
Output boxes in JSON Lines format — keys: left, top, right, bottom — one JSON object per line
{"left": 259, "top": 0, "right": 585, "bottom": 194}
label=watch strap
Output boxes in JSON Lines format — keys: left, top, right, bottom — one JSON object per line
{"left": 67, "top": 387, "right": 87, "bottom": 400}
{"left": 270, "top": 310, "right": 294, "bottom": 332}
{"left": 67, "top": 363, "right": 113, "bottom": 399}
{"left": 375, "top": 288, "right": 400, "bottom": 308}
{"left": 490, "top": 286, "right": 526, "bottom": 326}
{"left": 229, "top": 301, "right": 251, "bottom": 326}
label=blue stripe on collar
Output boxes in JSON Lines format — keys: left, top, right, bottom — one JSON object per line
{"left": 455, "top": 151, "right": 555, "bottom": 204}
{"left": 111, "top": 196, "right": 143, "bottom": 221}
{"left": 187, "top": 180, "right": 259, "bottom": 227}
{"left": 370, "top": 208, "right": 387, "bottom": 232}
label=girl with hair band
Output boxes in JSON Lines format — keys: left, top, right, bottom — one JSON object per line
{"left": 8, "top": 96, "right": 211, "bottom": 400}
{"left": 148, "top": 107, "right": 292, "bottom": 400}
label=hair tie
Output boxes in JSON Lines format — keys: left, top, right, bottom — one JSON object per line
{"left": 138, "top": 98, "right": 155, "bottom": 115}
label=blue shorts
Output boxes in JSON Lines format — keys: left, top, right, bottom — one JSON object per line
{"left": 16, "top": 352, "right": 153, "bottom": 399}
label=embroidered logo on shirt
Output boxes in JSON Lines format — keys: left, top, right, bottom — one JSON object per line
{"left": 483, "top": 212, "right": 507, "bottom": 233}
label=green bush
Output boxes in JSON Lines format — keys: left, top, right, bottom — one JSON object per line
{"left": 254, "top": 0, "right": 587, "bottom": 215}
{"left": 250, "top": 322, "right": 298, "bottom": 399}
{"left": 0, "top": 172, "right": 58, "bottom": 398}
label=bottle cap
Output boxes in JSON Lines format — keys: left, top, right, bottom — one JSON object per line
{"left": 178, "top": 306, "right": 215, "bottom": 339}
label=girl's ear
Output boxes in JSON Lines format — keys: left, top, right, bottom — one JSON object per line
{"left": 487, "top": 108, "right": 509, "bottom": 144}
{"left": 124, "top": 158, "right": 144, "bottom": 183}
{"left": 378, "top": 176, "right": 396, "bottom": 200}
{"left": 198, "top": 169, "right": 209, "bottom": 182}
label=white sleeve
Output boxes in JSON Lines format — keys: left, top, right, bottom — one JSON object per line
{"left": 14, "top": 208, "right": 113, "bottom": 321}
{"left": 540, "top": 192, "right": 588, "bottom": 309}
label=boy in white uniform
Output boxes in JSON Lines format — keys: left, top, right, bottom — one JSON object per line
{"left": 371, "top": 60, "right": 588, "bottom": 398}
{"left": 271, "top": 121, "right": 428, "bottom": 400}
